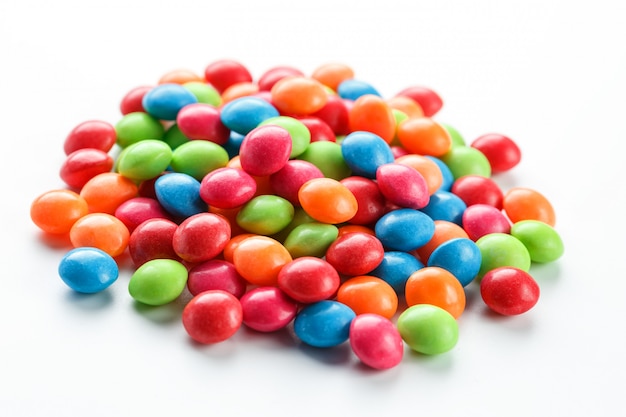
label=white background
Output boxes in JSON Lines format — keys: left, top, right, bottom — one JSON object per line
{"left": 2, "top": 1, "right": 625, "bottom": 416}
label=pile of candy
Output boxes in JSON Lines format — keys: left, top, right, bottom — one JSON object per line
{"left": 30, "top": 60, "right": 564, "bottom": 370}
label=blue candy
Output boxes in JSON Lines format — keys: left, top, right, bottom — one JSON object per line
{"left": 426, "top": 156, "right": 454, "bottom": 191}
{"left": 420, "top": 190, "right": 467, "bottom": 225}
{"left": 427, "top": 238, "right": 482, "bottom": 286}
{"left": 370, "top": 251, "right": 424, "bottom": 294}
{"left": 294, "top": 300, "right": 356, "bottom": 348}
{"left": 220, "top": 96, "right": 279, "bottom": 135}
{"left": 58, "top": 247, "right": 119, "bottom": 293}
{"left": 223, "top": 131, "right": 246, "bottom": 159}
{"left": 341, "top": 131, "right": 394, "bottom": 178}
{"left": 374, "top": 208, "right": 435, "bottom": 252}
{"left": 337, "top": 79, "right": 381, "bottom": 100}
{"left": 155, "top": 172, "right": 207, "bottom": 219}
{"left": 142, "top": 83, "right": 198, "bottom": 121}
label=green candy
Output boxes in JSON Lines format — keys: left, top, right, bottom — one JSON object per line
{"left": 115, "top": 112, "right": 165, "bottom": 148}
{"left": 397, "top": 304, "right": 459, "bottom": 355}
{"left": 441, "top": 123, "right": 466, "bottom": 147}
{"left": 128, "top": 259, "right": 188, "bottom": 306}
{"left": 441, "top": 145, "right": 491, "bottom": 179}
{"left": 162, "top": 123, "right": 190, "bottom": 150}
{"left": 259, "top": 116, "right": 311, "bottom": 158}
{"left": 182, "top": 81, "right": 221, "bottom": 107}
{"left": 298, "top": 141, "right": 351, "bottom": 180}
{"left": 284, "top": 222, "right": 339, "bottom": 258}
{"left": 236, "top": 195, "right": 295, "bottom": 235}
{"left": 170, "top": 139, "right": 229, "bottom": 180}
{"left": 475, "top": 233, "right": 531, "bottom": 279}
{"left": 271, "top": 207, "right": 316, "bottom": 242}
{"left": 510, "top": 220, "right": 564, "bottom": 263}
{"left": 116, "top": 139, "right": 172, "bottom": 181}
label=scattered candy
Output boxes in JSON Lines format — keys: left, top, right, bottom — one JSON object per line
{"left": 30, "top": 59, "right": 564, "bottom": 371}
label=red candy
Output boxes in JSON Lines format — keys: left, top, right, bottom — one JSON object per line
{"left": 277, "top": 257, "right": 340, "bottom": 303}
{"left": 462, "top": 204, "right": 511, "bottom": 241}
{"left": 480, "top": 267, "right": 540, "bottom": 315}
{"left": 172, "top": 213, "right": 231, "bottom": 263}
{"left": 200, "top": 167, "right": 257, "bottom": 209}
{"left": 395, "top": 85, "right": 443, "bottom": 117}
{"left": 349, "top": 313, "right": 404, "bottom": 370}
{"left": 240, "top": 287, "right": 298, "bottom": 332}
{"left": 298, "top": 116, "right": 336, "bottom": 142}
{"left": 451, "top": 175, "right": 504, "bottom": 209}
{"left": 471, "top": 133, "right": 521, "bottom": 173}
{"left": 325, "top": 232, "right": 384, "bottom": 276}
{"left": 340, "top": 176, "right": 386, "bottom": 225}
{"left": 182, "top": 290, "right": 243, "bottom": 344}
{"left": 204, "top": 59, "right": 252, "bottom": 94}
{"left": 257, "top": 65, "right": 304, "bottom": 91}
{"left": 310, "top": 94, "right": 351, "bottom": 135}
{"left": 176, "top": 103, "right": 230, "bottom": 144}
{"left": 128, "top": 218, "right": 179, "bottom": 267}
{"left": 119, "top": 86, "right": 151, "bottom": 115}
{"left": 239, "top": 125, "right": 292, "bottom": 176}
{"left": 60, "top": 148, "right": 114, "bottom": 190}
{"left": 270, "top": 160, "right": 324, "bottom": 206}
{"left": 63, "top": 120, "right": 117, "bottom": 155}
{"left": 187, "top": 259, "right": 247, "bottom": 298}
{"left": 114, "top": 197, "right": 170, "bottom": 232}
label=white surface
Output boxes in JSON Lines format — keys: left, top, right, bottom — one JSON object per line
{"left": 2, "top": 1, "right": 625, "bottom": 416}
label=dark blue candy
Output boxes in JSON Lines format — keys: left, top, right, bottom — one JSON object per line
{"left": 341, "top": 131, "right": 394, "bottom": 178}
{"left": 420, "top": 190, "right": 467, "bottom": 225}
{"left": 58, "top": 247, "right": 119, "bottom": 293}
{"left": 374, "top": 208, "right": 435, "bottom": 252}
{"left": 370, "top": 251, "right": 424, "bottom": 294}
{"left": 142, "top": 84, "right": 198, "bottom": 121}
{"left": 428, "top": 238, "right": 482, "bottom": 286}
{"left": 294, "top": 300, "right": 355, "bottom": 348}
{"left": 220, "top": 97, "right": 279, "bottom": 135}
{"left": 155, "top": 172, "right": 207, "bottom": 219}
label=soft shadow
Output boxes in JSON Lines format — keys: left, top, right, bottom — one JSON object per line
{"left": 132, "top": 300, "right": 184, "bottom": 325}
{"left": 479, "top": 305, "right": 535, "bottom": 332}
{"left": 36, "top": 231, "right": 73, "bottom": 251}
{"left": 297, "top": 341, "right": 354, "bottom": 366}
{"left": 64, "top": 289, "right": 114, "bottom": 311}
{"left": 405, "top": 346, "right": 455, "bottom": 372}
{"left": 531, "top": 262, "right": 563, "bottom": 290}
{"left": 238, "top": 325, "right": 300, "bottom": 349}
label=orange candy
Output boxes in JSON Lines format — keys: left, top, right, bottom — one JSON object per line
{"left": 80, "top": 172, "right": 139, "bottom": 214}
{"left": 404, "top": 267, "right": 466, "bottom": 318}
{"left": 222, "top": 233, "right": 257, "bottom": 263}
{"left": 397, "top": 117, "right": 452, "bottom": 156}
{"left": 386, "top": 96, "right": 424, "bottom": 119}
{"left": 158, "top": 69, "right": 204, "bottom": 85}
{"left": 311, "top": 63, "right": 354, "bottom": 92}
{"left": 503, "top": 187, "right": 556, "bottom": 226}
{"left": 395, "top": 154, "right": 444, "bottom": 195}
{"left": 69, "top": 213, "right": 130, "bottom": 257}
{"left": 232, "top": 235, "right": 292, "bottom": 286}
{"left": 336, "top": 276, "right": 398, "bottom": 319}
{"left": 30, "top": 189, "right": 89, "bottom": 235}
{"left": 348, "top": 94, "right": 396, "bottom": 144}
{"left": 414, "top": 220, "right": 469, "bottom": 263}
{"left": 221, "top": 81, "right": 260, "bottom": 104}
{"left": 298, "top": 178, "right": 358, "bottom": 224}
{"left": 271, "top": 76, "right": 328, "bottom": 115}
{"left": 337, "top": 224, "right": 376, "bottom": 237}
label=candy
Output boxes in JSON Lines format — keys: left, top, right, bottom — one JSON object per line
{"left": 236, "top": 195, "right": 294, "bottom": 235}
{"left": 369, "top": 251, "right": 424, "bottom": 295}
{"left": 341, "top": 131, "right": 395, "bottom": 178}
{"left": 232, "top": 236, "right": 292, "bottom": 286}
{"left": 297, "top": 117, "right": 336, "bottom": 143}
{"left": 240, "top": 287, "right": 298, "bottom": 332}
{"left": 311, "top": 62, "right": 354, "bottom": 92}
{"left": 238, "top": 125, "right": 293, "bottom": 176}
{"left": 376, "top": 163, "right": 430, "bottom": 209}
{"left": 404, "top": 267, "right": 466, "bottom": 318}
{"left": 154, "top": 172, "right": 207, "bottom": 219}
{"left": 129, "top": 259, "right": 188, "bottom": 306}
{"left": 199, "top": 167, "right": 257, "bottom": 209}
{"left": 58, "top": 247, "right": 119, "bottom": 293}
{"left": 396, "top": 117, "right": 452, "bottom": 157}
{"left": 294, "top": 300, "right": 356, "bottom": 348}
{"left": 339, "top": 176, "right": 386, "bottom": 225}
{"left": 337, "top": 79, "right": 381, "bottom": 100}
{"left": 158, "top": 68, "right": 203, "bottom": 85}
{"left": 271, "top": 76, "right": 328, "bottom": 115}
{"left": 142, "top": 83, "right": 198, "bottom": 121}
{"left": 172, "top": 213, "right": 231, "bottom": 263}
{"left": 170, "top": 139, "right": 229, "bottom": 181}
{"left": 348, "top": 94, "right": 396, "bottom": 143}
{"left": 325, "top": 232, "right": 385, "bottom": 276}
{"left": 69, "top": 213, "right": 129, "bottom": 257}
{"left": 471, "top": 133, "right": 521, "bottom": 173}
{"left": 114, "top": 197, "right": 170, "bottom": 233}
{"left": 397, "top": 304, "right": 459, "bottom": 355}
{"left": 441, "top": 145, "right": 491, "bottom": 179}
{"left": 349, "top": 314, "right": 404, "bottom": 370}
{"left": 80, "top": 172, "right": 138, "bottom": 215}
{"left": 277, "top": 256, "right": 340, "bottom": 303}
{"left": 259, "top": 116, "right": 311, "bottom": 158}
{"left": 503, "top": 187, "right": 556, "bottom": 226}
{"left": 182, "top": 290, "right": 243, "bottom": 343}
{"left": 128, "top": 218, "right": 179, "bottom": 267}
{"left": 297, "top": 141, "right": 351, "bottom": 180}
{"left": 394, "top": 85, "right": 443, "bottom": 117}
{"left": 374, "top": 208, "right": 435, "bottom": 252}
{"left": 114, "top": 111, "right": 165, "bottom": 148}
{"left": 119, "top": 86, "right": 151, "bottom": 115}
{"left": 310, "top": 94, "right": 350, "bottom": 135}
{"left": 427, "top": 238, "right": 482, "bottom": 287}
{"left": 116, "top": 139, "right": 172, "bottom": 181}
{"left": 283, "top": 222, "right": 338, "bottom": 258}
{"left": 258, "top": 65, "right": 305, "bottom": 91}
{"left": 451, "top": 175, "right": 504, "bottom": 209}
{"left": 415, "top": 220, "right": 469, "bottom": 263}
{"left": 336, "top": 276, "right": 398, "bottom": 319}
{"left": 30, "top": 189, "right": 89, "bottom": 234}
{"left": 480, "top": 267, "right": 540, "bottom": 315}
{"left": 60, "top": 148, "right": 115, "bottom": 190}
{"left": 204, "top": 59, "right": 252, "bottom": 94}
{"left": 419, "top": 190, "right": 467, "bottom": 225}
{"left": 221, "top": 82, "right": 260, "bottom": 104}
{"left": 395, "top": 154, "right": 444, "bottom": 195}
{"left": 220, "top": 96, "right": 279, "bottom": 135}
{"left": 462, "top": 203, "right": 511, "bottom": 241}
{"left": 63, "top": 120, "right": 117, "bottom": 155}
{"left": 475, "top": 233, "right": 531, "bottom": 280}
{"left": 298, "top": 177, "right": 358, "bottom": 224}
{"left": 187, "top": 259, "right": 247, "bottom": 298}
{"left": 175, "top": 103, "right": 230, "bottom": 144}
{"left": 510, "top": 220, "right": 564, "bottom": 263}
{"left": 270, "top": 160, "right": 324, "bottom": 206}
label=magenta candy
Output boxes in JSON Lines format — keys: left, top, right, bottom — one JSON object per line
{"left": 277, "top": 256, "right": 341, "bottom": 304}
{"left": 114, "top": 197, "right": 170, "bottom": 232}
{"left": 376, "top": 163, "right": 430, "bottom": 209}
{"left": 60, "top": 148, "right": 114, "bottom": 190}
{"left": 175, "top": 103, "right": 230, "bottom": 145}
{"left": 270, "top": 160, "right": 324, "bottom": 206}
{"left": 199, "top": 167, "right": 257, "bottom": 209}
{"left": 325, "top": 232, "right": 385, "bottom": 276}
{"left": 451, "top": 175, "right": 504, "bottom": 209}
{"left": 240, "top": 287, "right": 298, "bottom": 332}
{"left": 63, "top": 120, "right": 117, "bottom": 155}
{"left": 340, "top": 176, "right": 386, "bottom": 225}
{"left": 239, "top": 125, "right": 293, "bottom": 176}
{"left": 349, "top": 313, "right": 404, "bottom": 370}
{"left": 128, "top": 218, "right": 180, "bottom": 267}
{"left": 187, "top": 259, "right": 247, "bottom": 298}
{"left": 462, "top": 204, "right": 511, "bottom": 241}
{"left": 172, "top": 213, "right": 231, "bottom": 263}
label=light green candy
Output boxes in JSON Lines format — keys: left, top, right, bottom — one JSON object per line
{"left": 115, "top": 112, "right": 165, "bottom": 148}
{"left": 271, "top": 207, "right": 316, "bottom": 242}
{"left": 284, "top": 222, "right": 339, "bottom": 258}
{"left": 128, "top": 259, "right": 188, "bottom": 306}
{"left": 510, "top": 220, "right": 564, "bottom": 263}
{"left": 116, "top": 139, "right": 172, "bottom": 181}
{"left": 397, "top": 304, "right": 459, "bottom": 355}
{"left": 298, "top": 141, "right": 351, "bottom": 180}
{"left": 182, "top": 81, "right": 221, "bottom": 107}
{"left": 170, "top": 139, "right": 229, "bottom": 180}
{"left": 441, "top": 145, "right": 491, "bottom": 179}
{"left": 236, "top": 195, "right": 295, "bottom": 235}
{"left": 441, "top": 123, "right": 466, "bottom": 147}
{"left": 259, "top": 116, "right": 311, "bottom": 158}
{"left": 475, "top": 233, "right": 531, "bottom": 280}
{"left": 163, "top": 123, "right": 190, "bottom": 150}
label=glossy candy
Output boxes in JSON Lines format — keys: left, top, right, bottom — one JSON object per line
{"left": 80, "top": 172, "right": 138, "bottom": 214}
{"left": 283, "top": 222, "right": 338, "bottom": 258}
{"left": 70, "top": 213, "right": 129, "bottom": 257}
{"left": 172, "top": 213, "right": 231, "bottom": 263}
{"left": 221, "top": 82, "right": 259, "bottom": 103}
{"left": 374, "top": 208, "right": 435, "bottom": 252}
{"left": 115, "top": 112, "right": 165, "bottom": 148}
{"left": 239, "top": 125, "right": 292, "bottom": 176}
{"left": 395, "top": 154, "right": 444, "bottom": 195}
{"left": 175, "top": 103, "right": 230, "bottom": 144}
{"left": 182, "top": 81, "right": 222, "bottom": 107}
{"left": 129, "top": 259, "right": 188, "bottom": 305}
{"left": 30, "top": 189, "right": 89, "bottom": 234}
{"left": 395, "top": 85, "right": 443, "bottom": 117}
{"left": 462, "top": 204, "right": 511, "bottom": 241}
{"left": 114, "top": 197, "right": 170, "bottom": 232}
{"left": 297, "top": 141, "right": 351, "bottom": 180}
{"left": 183, "top": 290, "right": 243, "bottom": 343}
{"left": 471, "top": 133, "right": 521, "bottom": 173}
{"left": 397, "top": 117, "right": 452, "bottom": 157}
{"left": 510, "top": 220, "right": 564, "bottom": 263}
{"left": 427, "top": 238, "right": 482, "bottom": 287}
{"left": 294, "top": 300, "right": 356, "bottom": 348}
{"left": 325, "top": 232, "right": 385, "bottom": 276}
{"left": 187, "top": 259, "right": 247, "bottom": 298}
{"left": 128, "top": 218, "right": 179, "bottom": 267}
{"left": 271, "top": 76, "right": 328, "bottom": 115}
{"left": 404, "top": 267, "right": 466, "bottom": 318}
{"left": 339, "top": 176, "right": 386, "bottom": 225}
{"left": 119, "top": 86, "right": 151, "bottom": 115}
{"left": 170, "top": 139, "right": 229, "bottom": 181}
{"left": 451, "top": 175, "right": 504, "bottom": 209}
{"left": 63, "top": 120, "right": 117, "bottom": 155}
{"left": 441, "top": 146, "right": 491, "bottom": 179}
{"left": 298, "top": 117, "right": 336, "bottom": 143}
{"left": 142, "top": 83, "right": 198, "bottom": 121}
{"left": 370, "top": 251, "right": 424, "bottom": 295}
{"left": 337, "top": 79, "right": 381, "bottom": 100}
{"left": 259, "top": 116, "right": 311, "bottom": 158}
{"left": 336, "top": 276, "right": 398, "bottom": 319}
{"left": 204, "top": 59, "right": 252, "bottom": 93}
{"left": 199, "top": 167, "right": 257, "bottom": 209}
{"left": 154, "top": 173, "right": 207, "bottom": 219}
{"left": 503, "top": 187, "right": 556, "bottom": 226}
{"left": 232, "top": 236, "right": 292, "bottom": 286}
{"left": 349, "top": 314, "right": 404, "bottom": 370}
{"left": 60, "top": 148, "right": 114, "bottom": 189}
{"left": 415, "top": 220, "right": 469, "bottom": 263}
{"left": 311, "top": 62, "right": 354, "bottom": 91}
{"left": 480, "top": 267, "right": 540, "bottom": 315}
{"left": 116, "top": 139, "right": 172, "bottom": 181}
{"left": 277, "top": 257, "right": 340, "bottom": 303}
{"left": 310, "top": 94, "right": 350, "bottom": 135}
{"left": 269, "top": 160, "right": 324, "bottom": 206}
{"left": 240, "top": 287, "right": 298, "bottom": 332}
{"left": 340, "top": 131, "right": 394, "bottom": 178}
{"left": 397, "top": 304, "right": 458, "bottom": 355}
{"left": 376, "top": 163, "right": 430, "bottom": 209}
{"left": 58, "top": 247, "right": 119, "bottom": 293}
{"left": 258, "top": 65, "right": 304, "bottom": 91}
{"left": 348, "top": 95, "right": 396, "bottom": 143}
{"left": 236, "top": 195, "right": 294, "bottom": 235}
{"left": 298, "top": 177, "right": 358, "bottom": 224}
{"left": 220, "top": 96, "right": 279, "bottom": 135}
{"left": 419, "top": 190, "right": 467, "bottom": 225}
{"left": 158, "top": 68, "right": 203, "bottom": 85}
{"left": 475, "top": 233, "right": 531, "bottom": 280}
